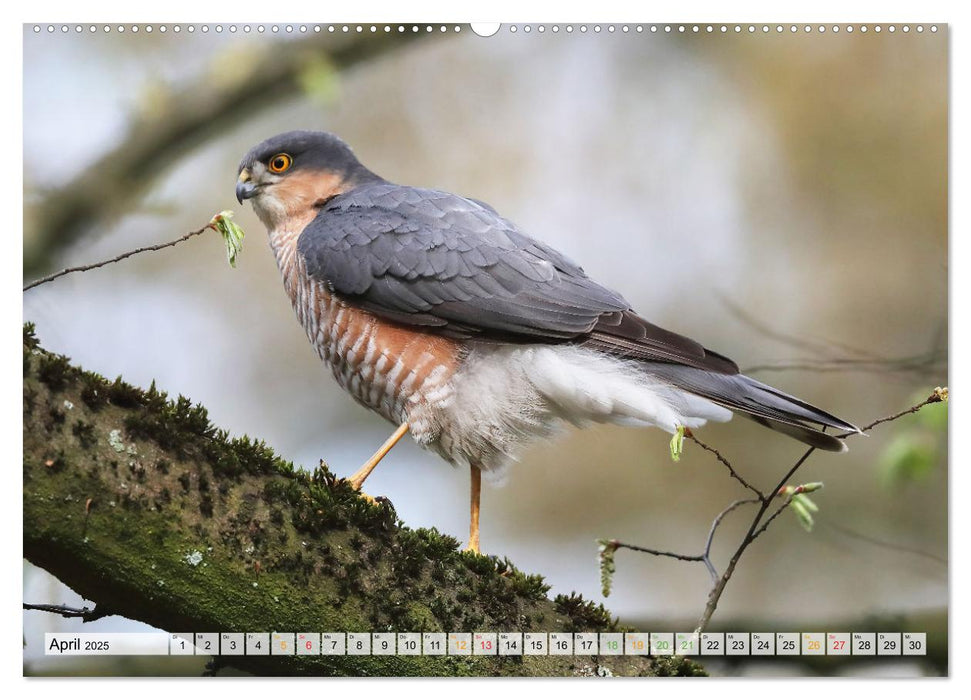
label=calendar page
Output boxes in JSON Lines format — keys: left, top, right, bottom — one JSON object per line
{"left": 21, "top": 14, "right": 949, "bottom": 681}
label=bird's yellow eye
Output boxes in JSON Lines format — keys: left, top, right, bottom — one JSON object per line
{"left": 268, "top": 153, "right": 292, "bottom": 173}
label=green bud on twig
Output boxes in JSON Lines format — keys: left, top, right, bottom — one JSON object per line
{"left": 795, "top": 493, "right": 819, "bottom": 513}
{"left": 778, "top": 482, "right": 824, "bottom": 497}
{"left": 670, "top": 425, "right": 685, "bottom": 463}
{"left": 597, "top": 539, "right": 618, "bottom": 598}
{"left": 790, "top": 493, "right": 819, "bottom": 531}
{"left": 789, "top": 498, "right": 813, "bottom": 531}
{"left": 209, "top": 210, "right": 245, "bottom": 268}
{"left": 777, "top": 484, "right": 822, "bottom": 531}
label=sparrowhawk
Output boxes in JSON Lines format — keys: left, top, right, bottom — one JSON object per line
{"left": 236, "top": 130, "right": 858, "bottom": 554}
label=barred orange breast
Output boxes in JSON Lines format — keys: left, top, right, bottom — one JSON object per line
{"left": 268, "top": 226, "right": 462, "bottom": 441}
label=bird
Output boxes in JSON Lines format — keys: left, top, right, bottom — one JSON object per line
{"left": 235, "top": 130, "right": 859, "bottom": 554}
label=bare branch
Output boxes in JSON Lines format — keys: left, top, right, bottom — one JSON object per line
{"left": 24, "top": 32, "right": 426, "bottom": 276}
{"left": 741, "top": 352, "right": 946, "bottom": 379}
{"left": 751, "top": 495, "right": 798, "bottom": 542}
{"left": 821, "top": 521, "right": 948, "bottom": 567}
{"left": 720, "top": 294, "right": 945, "bottom": 382}
{"left": 23, "top": 603, "right": 113, "bottom": 622}
{"left": 23, "top": 224, "right": 214, "bottom": 292}
{"left": 684, "top": 430, "right": 764, "bottom": 499}
{"left": 608, "top": 540, "right": 705, "bottom": 564}
{"left": 850, "top": 388, "right": 947, "bottom": 435}
{"left": 599, "top": 389, "right": 947, "bottom": 636}
{"left": 701, "top": 498, "right": 761, "bottom": 582}
{"left": 718, "top": 293, "right": 878, "bottom": 360}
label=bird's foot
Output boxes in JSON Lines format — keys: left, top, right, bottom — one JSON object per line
{"left": 462, "top": 539, "right": 481, "bottom": 555}
{"left": 355, "top": 489, "right": 381, "bottom": 506}
{"left": 341, "top": 479, "right": 385, "bottom": 506}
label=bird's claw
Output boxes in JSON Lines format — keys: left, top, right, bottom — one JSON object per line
{"left": 356, "top": 490, "right": 380, "bottom": 506}
{"left": 340, "top": 479, "right": 393, "bottom": 509}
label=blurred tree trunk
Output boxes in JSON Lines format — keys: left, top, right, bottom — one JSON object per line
{"left": 22, "top": 325, "right": 703, "bottom": 677}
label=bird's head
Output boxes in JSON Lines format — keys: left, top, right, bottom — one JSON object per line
{"left": 236, "top": 130, "right": 380, "bottom": 230}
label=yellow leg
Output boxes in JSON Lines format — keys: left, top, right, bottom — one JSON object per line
{"left": 464, "top": 465, "right": 482, "bottom": 554}
{"left": 347, "top": 422, "right": 409, "bottom": 492}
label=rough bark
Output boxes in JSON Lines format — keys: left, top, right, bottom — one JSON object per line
{"left": 22, "top": 325, "right": 704, "bottom": 677}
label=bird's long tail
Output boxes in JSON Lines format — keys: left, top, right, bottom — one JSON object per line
{"left": 645, "top": 364, "right": 861, "bottom": 452}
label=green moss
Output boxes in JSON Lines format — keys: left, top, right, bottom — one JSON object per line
{"left": 72, "top": 420, "right": 97, "bottom": 449}
{"left": 23, "top": 322, "right": 39, "bottom": 350}
{"left": 22, "top": 323, "right": 695, "bottom": 677}
{"left": 649, "top": 656, "right": 707, "bottom": 677}
{"left": 107, "top": 377, "right": 145, "bottom": 408}
{"left": 80, "top": 374, "right": 109, "bottom": 411}
{"left": 509, "top": 571, "right": 551, "bottom": 601}
{"left": 23, "top": 385, "right": 37, "bottom": 417}
{"left": 37, "top": 353, "right": 72, "bottom": 392}
{"left": 46, "top": 405, "right": 65, "bottom": 429}
{"left": 553, "top": 592, "right": 615, "bottom": 631}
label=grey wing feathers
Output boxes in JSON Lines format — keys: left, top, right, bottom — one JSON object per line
{"left": 299, "top": 183, "right": 622, "bottom": 338}
{"left": 298, "top": 183, "right": 735, "bottom": 372}
{"left": 299, "top": 183, "right": 626, "bottom": 337}
{"left": 641, "top": 363, "right": 861, "bottom": 451}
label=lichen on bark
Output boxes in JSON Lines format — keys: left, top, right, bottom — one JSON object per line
{"left": 22, "top": 323, "right": 704, "bottom": 677}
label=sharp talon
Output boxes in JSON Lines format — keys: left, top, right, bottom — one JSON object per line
{"left": 338, "top": 477, "right": 379, "bottom": 502}
{"left": 356, "top": 490, "right": 379, "bottom": 506}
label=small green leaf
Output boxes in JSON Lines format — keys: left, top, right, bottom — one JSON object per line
{"left": 597, "top": 539, "right": 618, "bottom": 598}
{"left": 789, "top": 498, "right": 814, "bottom": 532}
{"left": 669, "top": 425, "right": 685, "bottom": 463}
{"left": 209, "top": 210, "right": 245, "bottom": 268}
{"left": 794, "top": 492, "right": 819, "bottom": 514}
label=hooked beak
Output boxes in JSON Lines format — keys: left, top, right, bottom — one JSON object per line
{"left": 236, "top": 169, "right": 258, "bottom": 203}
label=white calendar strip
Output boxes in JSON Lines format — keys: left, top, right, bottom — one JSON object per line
{"left": 44, "top": 631, "right": 927, "bottom": 657}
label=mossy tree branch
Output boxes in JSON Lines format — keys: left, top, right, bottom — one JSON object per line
{"left": 22, "top": 325, "right": 702, "bottom": 677}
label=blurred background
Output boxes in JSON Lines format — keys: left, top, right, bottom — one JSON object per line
{"left": 22, "top": 24, "right": 947, "bottom": 676}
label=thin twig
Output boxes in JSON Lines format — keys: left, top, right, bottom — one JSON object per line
{"left": 721, "top": 293, "right": 945, "bottom": 382}
{"left": 821, "top": 521, "right": 948, "bottom": 567}
{"left": 848, "top": 389, "right": 946, "bottom": 436}
{"left": 751, "top": 496, "right": 797, "bottom": 542}
{"left": 742, "top": 353, "right": 946, "bottom": 378}
{"left": 610, "top": 540, "right": 705, "bottom": 563}
{"left": 24, "top": 32, "right": 425, "bottom": 275}
{"left": 692, "top": 445, "right": 816, "bottom": 634}
{"left": 685, "top": 430, "right": 764, "bottom": 499}
{"left": 718, "top": 293, "right": 881, "bottom": 361}
{"left": 701, "top": 498, "right": 761, "bottom": 583}
{"left": 23, "top": 602, "right": 113, "bottom": 622}
{"left": 608, "top": 498, "right": 762, "bottom": 586}
{"left": 23, "top": 224, "right": 214, "bottom": 292}
{"left": 601, "top": 390, "right": 946, "bottom": 636}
